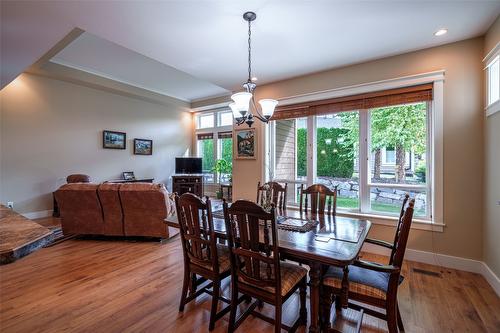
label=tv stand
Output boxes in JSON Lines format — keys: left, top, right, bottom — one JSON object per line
{"left": 172, "top": 174, "right": 203, "bottom": 197}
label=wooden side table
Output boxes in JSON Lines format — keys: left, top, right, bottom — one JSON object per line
{"left": 220, "top": 183, "right": 232, "bottom": 201}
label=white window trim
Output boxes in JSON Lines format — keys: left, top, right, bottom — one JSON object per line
{"left": 268, "top": 71, "right": 445, "bottom": 231}
{"left": 194, "top": 110, "right": 233, "bottom": 184}
{"left": 484, "top": 43, "right": 500, "bottom": 117}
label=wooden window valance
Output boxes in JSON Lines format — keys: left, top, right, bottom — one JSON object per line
{"left": 218, "top": 131, "right": 233, "bottom": 139}
{"left": 197, "top": 133, "right": 214, "bottom": 140}
{"left": 271, "top": 83, "right": 433, "bottom": 120}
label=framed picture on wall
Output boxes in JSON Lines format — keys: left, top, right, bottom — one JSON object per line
{"left": 134, "top": 138, "right": 153, "bottom": 155}
{"left": 103, "top": 130, "right": 126, "bottom": 149}
{"left": 234, "top": 128, "right": 256, "bottom": 159}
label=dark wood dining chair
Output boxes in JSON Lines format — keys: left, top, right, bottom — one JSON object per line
{"left": 223, "top": 199, "right": 308, "bottom": 333}
{"left": 174, "top": 193, "right": 234, "bottom": 331}
{"left": 256, "top": 181, "right": 288, "bottom": 210}
{"left": 321, "top": 195, "right": 415, "bottom": 333}
{"left": 299, "top": 183, "right": 338, "bottom": 216}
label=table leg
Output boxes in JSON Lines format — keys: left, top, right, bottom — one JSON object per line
{"left": 309, "top": 262, "right": 321, "bottom": 333}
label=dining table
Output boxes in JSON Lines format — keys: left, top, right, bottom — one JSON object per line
{"left": 165, "top": 203, "right": 371, "bottom": 333}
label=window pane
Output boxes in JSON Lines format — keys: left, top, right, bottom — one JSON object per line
{"left": 197, "top": 113, "right": 214, "bottom": 129}
{"left": 219, "top": 111, "right": 233, "bottom": 127}
{"left": 489, "top": 57, "right": 499, "bottom": 105}
{"left": 370, "top": 187, "right": 427, "bottom": 217}
{"left": 370, "top": 102, "right": 427, "bottom": 186}
{"left": 273, "top": 118, "right": 307, "bottom": 206}
{"left": 218, "top": 137, "right": 233, "bottom": 183}
{"left": 197, "top": 139, "right": 214, "bottom": 182}
{"left": 316, "top": 112, "right": 359, "bottom": 210}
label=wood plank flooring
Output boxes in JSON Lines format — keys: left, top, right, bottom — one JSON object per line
{"left": 0, "top": 235, "right": 499, "bottom": 332}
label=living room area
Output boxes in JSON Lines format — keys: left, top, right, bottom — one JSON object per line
{"left": 1, "top": 1, "right": 500, "bottom": 332}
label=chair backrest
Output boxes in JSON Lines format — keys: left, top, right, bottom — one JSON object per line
{"left": 175, "top": 193, "right": 220, "bottom": 273}
{"left": 299, "top": 184, "right": 338, "bottom": 216}
{"left": 256, "top": 181, "right": 288, "bottom": 210}
{"left": 223, "top": 200, "right": 281, "bottom": 294}
{"left": 390, "top": 196, "right": 415, "bottom": 267}
{"left": 66, "top": 174, "right": 91, "bottom": 183}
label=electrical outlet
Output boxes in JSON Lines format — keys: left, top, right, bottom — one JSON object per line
{"left": 7, "top": 202, "right": 14, "bottom": 209}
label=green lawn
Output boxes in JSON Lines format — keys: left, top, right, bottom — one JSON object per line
{"left": 337, "top": 197, "right": 425, "bottom": 216}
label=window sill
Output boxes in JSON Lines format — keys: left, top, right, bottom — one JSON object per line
{"left": 285, "top": 205, "right": 444, "bottom": 232}
{"left": 486, "top": 100, "right": 500, "bottom": 117}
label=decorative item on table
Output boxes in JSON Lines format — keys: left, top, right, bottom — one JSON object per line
{"left": 134, "top": 138, "right": 153, "bottom": 155}
{"left": 234, "top": 128, "right": 256, "bottom": 159}
{"left": 122, "top": 171, "right": 135, "bottom": 181}
{"left": 103, "top": 130, "right": 126, "bottom": 149}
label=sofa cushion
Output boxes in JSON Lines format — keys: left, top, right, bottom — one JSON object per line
{"left": 55, "top": 183, "right": 104, "bottom": 235}
{"left": 119, "top": 183, "right": 171, "bottom": 238}
{"left": 97, "top": 183, "right": 124, "bottom": 236}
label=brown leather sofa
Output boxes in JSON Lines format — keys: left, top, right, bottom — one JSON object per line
{"left": 55, "top": 182, "right": 177, "bottom": 239}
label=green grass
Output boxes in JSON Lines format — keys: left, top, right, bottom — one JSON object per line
{"left": 337, "top": 197, "right": 425, "bottom": 216}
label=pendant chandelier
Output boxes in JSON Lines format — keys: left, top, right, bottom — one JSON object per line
{"left": 230, "top": 11, "right": 278, "bottom": 127}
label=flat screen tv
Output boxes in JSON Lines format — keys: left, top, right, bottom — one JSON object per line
{"left": 175, "top": 157, "right": 202, "bottom": 174}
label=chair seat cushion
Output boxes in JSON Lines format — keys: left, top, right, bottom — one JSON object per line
{"left": 323, "top": 264, "right": 404, "bottom": 300}
{"left": 239, "top": 261, "right": 307, "bottom": 297}
{"left": 197, "top": 244, "right": 231, "bottom": 273}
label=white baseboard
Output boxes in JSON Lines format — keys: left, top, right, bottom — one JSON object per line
{"left": 480, "top": 262, "right": 500, "bottom": 297}
{"left": 362, "top": 243, "right": 500, "bottom": 297}
{"left": 22, "top": 210, "right": 53, "bottom": 219}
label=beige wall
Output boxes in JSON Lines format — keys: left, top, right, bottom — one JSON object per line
{"left": 228, "top": 37, "right": 485, "bottom": 260}
{"left": 0, "top": 73, "right": 193, "bottom": 214}
{"left": 485, "top": 15, "right": 500, "bottom": 57}
{"left": 484, "top": 15, "right": 500, "bottom": 277}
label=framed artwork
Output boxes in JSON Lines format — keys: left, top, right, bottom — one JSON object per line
{"left": 122, "top": 171, "right": 135, "bottom": 180}
{"left": 103, "top": 130, "right": 126, "bottom": 149}
{"left": 134, "top": 138, "right": 153, "bottom": 155}
{"left": 234, "top": 128, "right": 256, "bottom": 159}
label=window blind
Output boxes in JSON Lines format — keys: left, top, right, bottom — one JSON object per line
{"left": 217, "top": 131, "right": 233, "bottom": 139}
{"left": 271, "top": 83, "right": 433, "bottom": 120}
{"left": 197, "top": 133, "right": 214, "bottom": 140}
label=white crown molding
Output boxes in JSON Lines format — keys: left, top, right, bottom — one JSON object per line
{"left": 277, "top": 70, "right": 446, "bottom": 106}
{"left": 363, "top": 243, "right": 500, "bottom": 297}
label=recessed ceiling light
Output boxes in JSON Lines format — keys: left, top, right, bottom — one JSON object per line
{"left": 251, "top": 76, "right": 258, "bottom": 81}
{"left": 434, "top": 29, "right": 448, "bottom": 36}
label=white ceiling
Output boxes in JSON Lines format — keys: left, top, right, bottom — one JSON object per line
{"left": 1, "top": 1, "right": 500, "bottom": 101}
{"left": 50, "top": 32, "right": 229, "bottom": 101}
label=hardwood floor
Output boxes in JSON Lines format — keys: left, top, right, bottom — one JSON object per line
{"left": 0, "top": 235, "right": 499, "bottom": 332}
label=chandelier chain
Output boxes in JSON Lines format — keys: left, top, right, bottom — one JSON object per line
{"left": 247, "top": 19, "right": 252, "bottom": 82}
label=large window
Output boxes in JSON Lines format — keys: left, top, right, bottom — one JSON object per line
{"left": 270, "top": 99, "right": 433, "bottom": 220}
{"left": 486, "top": 54, "right": 500, "bottom": 116}
{"left": 195, "top": 110, "right": 233, "bottom": 183}
{"left": 270, "top": 118, "right": 307, "bottom": 206}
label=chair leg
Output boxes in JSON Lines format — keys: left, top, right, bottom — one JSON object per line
{"left": 179, "top": 266, "right": 190, "bottom": 311}
{"left": 228, "top": 281, "right": 238, "bottom": 333}
{"left": 334, "top": 294, "right": 342, "bottom": 312}
{"left": 386, "top": 301, "right": 398, "bottom": 333}
{"left": 299, "top": 278, "right": 307, "bottom": 324}
{"left": 208, "top": 279, "right": 220, "bottom": 331}
{"left": 397, "top": 302, "right": 405, "bottom": 332}
{"left": 275, "top": 303, "right": 282, "bottom": 333}
{"left": 189, "top": 273, "right": 197, "bottom": 295}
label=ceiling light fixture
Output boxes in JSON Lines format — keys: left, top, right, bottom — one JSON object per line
{"left": 434, "top": 29, "right": 448, "bottom": 36}
{"left": 230, "top": 11, "right": 278, "bottom": 127}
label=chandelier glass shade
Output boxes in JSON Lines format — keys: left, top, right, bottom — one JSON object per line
{"left": 231, "top": 11, "right": 278, "bottom": 127}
